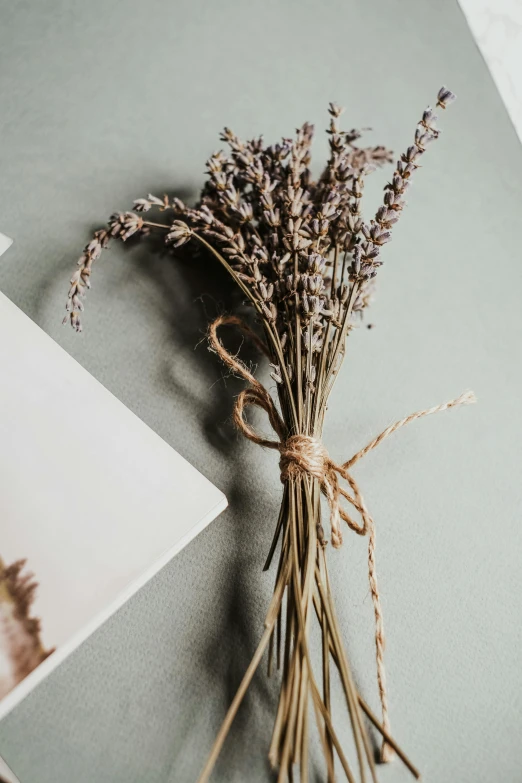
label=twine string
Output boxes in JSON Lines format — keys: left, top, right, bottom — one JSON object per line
{"left": 209, "top": 313, "right": 476, "bottom": 761}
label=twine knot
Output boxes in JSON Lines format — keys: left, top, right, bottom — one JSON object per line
{"left": 279, "top": 435, "right": 330, "bottom": 484}
{"left": 278, "top": 434, "right": 363, "bottom": 549}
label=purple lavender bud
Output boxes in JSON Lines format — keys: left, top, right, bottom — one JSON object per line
{"left": 328, "top": 102, "right": 344, "bottom": 117}
{"left": 309, "top": 274, "right": 324, "bottom": 294}
{"left": 364, "top": 245, "right": 380, "bottom": 260}
{"left": 352, "top": 178, "right": 363, "bottom": 197}
{"left": 437, "top": 86, "right": 456, "bottom": 108}
{"left": 347, "top": 215, "right": 363, "bottom": 233}
{"left": 133, "top": 198, "right": 151, "bottom": 213}
{"left": 422, "top": 107, "right": 436, "bottom": 124}
{"left": 375, "top": 207, "right": 389, "bottom": 224}
{"left": 172, "top": 197, "right": 186, "bottom": 212}
{"left": 405, "top": 145, "right": 419, "bottom": 163}
{"left": 70, "top": 311, "right": 82, "bottom": 331}
{"left": 415, "top": 129, "right": 435, "bottom": 149}
{"left": 309, "top": 296, "right": 321, "bottom": 315}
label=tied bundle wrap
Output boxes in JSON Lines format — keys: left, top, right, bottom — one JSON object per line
{"left": 209, "top": 314, "right": 476, "bottom": 760}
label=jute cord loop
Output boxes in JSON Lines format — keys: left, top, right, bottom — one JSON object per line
{"left": 209, "top": 313, "right": 476, "bottom": 758}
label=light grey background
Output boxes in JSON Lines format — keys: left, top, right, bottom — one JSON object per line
{"left": 0, "top": 1, "right": 520, "bottom": 781}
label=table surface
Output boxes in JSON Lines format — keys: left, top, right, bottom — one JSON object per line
{"left": 0, "top": 1, "right": 520, "bottom": 781}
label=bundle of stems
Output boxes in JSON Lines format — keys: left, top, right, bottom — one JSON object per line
{"left": 63, "top": 87, "right": 464, "bottom": 781}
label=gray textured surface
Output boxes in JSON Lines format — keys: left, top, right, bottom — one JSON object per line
{"left": 0, "top": 1, "right": 520, "bottom": 781}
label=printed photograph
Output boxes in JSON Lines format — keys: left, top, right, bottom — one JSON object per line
{"left": 0, "top": 558, "right": 53, "bottom": 701}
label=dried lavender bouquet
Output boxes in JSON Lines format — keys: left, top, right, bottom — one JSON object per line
{"left": 64, "top": 87, "right": 474, "bottom": 782}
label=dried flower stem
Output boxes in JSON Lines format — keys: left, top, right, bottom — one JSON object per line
{"left": 63, "top": 87, "right": 462, "bottom": 781}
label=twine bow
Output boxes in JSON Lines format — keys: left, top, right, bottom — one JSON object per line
{"left": 209, "top": 314, "right": 475, "bottom": 755}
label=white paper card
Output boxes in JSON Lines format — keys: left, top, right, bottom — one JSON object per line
{"left": 0, "top": 292, "right": 227, "bottom": 721}
{"left": 0, "top": 754, "right": 18, "bottom": 783}
{"left": 0, "top": 234, "right": 13, "bottom": 258}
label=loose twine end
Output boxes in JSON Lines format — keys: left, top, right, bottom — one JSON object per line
{"left": 452, "top": 390, "right": 476, "bottom": 406}
{"left": 381, "top": 741, "right": 395, "bottom": 764}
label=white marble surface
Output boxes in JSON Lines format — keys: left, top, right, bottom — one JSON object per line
{"left": 459, "top": 0, "right": 522, "bottom": 142}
